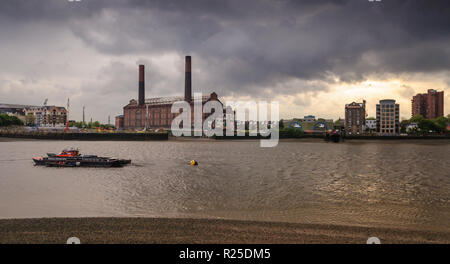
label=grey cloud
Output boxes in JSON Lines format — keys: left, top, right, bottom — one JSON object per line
{"left": 397, "top": 85, "right": 415, "bottom": 98}
{"left": 0, "top": 0, "right": 449, "bottom": 121}
{"left": 67, "top": 0, "right": 450, "bottom": 93}
{"left": 2, "top": 1, "right": 449, "bottom": 90}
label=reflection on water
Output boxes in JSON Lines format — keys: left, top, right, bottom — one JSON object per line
{"left": 0, "top": 139, "right": 449, "bottom": 231}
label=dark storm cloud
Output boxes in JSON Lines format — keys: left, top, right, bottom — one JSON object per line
{"left": 0, "top": 0, "right": 449, "bottom": 97}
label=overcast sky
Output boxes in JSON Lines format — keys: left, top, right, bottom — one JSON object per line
{"left": 0, "top": 0, "right": 449, "bottom": 123}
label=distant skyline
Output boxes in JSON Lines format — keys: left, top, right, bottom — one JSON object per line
{"left": 0, "top": 0, "right": 449, "bottom": 123}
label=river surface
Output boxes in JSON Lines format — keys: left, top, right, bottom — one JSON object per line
{"left": 0, "top": 138, "right": 449, "bottom": 231}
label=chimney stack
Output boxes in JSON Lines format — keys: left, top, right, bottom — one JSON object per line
{"left": 185, "top": 56, "right": 192, "bottom": 102}
{"left": 138, "top": 65, "right": 145, "bottom": 105}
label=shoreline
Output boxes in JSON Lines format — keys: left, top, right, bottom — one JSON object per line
{"left": 0, "top": 131, "right": 169, "bottom": 141}
{"left": 1, "top": 135, "right": 449, "bottom": 143}
{"left": 1, "top": 217, "right": 449, "bottom": 244}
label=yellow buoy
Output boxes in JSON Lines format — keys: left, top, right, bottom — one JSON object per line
{"left": 190, "top": 160, "right": 198, "bottom": 166}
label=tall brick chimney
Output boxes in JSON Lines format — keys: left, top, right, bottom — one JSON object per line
{"left": 138, "top": 65, "right": 145, "bottom": 105}
{"left": 185, "top": 56, "right": 192, "bottom": 102}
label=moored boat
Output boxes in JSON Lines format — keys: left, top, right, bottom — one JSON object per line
{"left": 324, "top": 131, "right": 341, "bottom": 143}
{"left": 330, "top": 133, "right": 340, "bottom": 143}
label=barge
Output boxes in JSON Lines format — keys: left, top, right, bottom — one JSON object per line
{"left": 33, "top": 148, "right": 131, "bottom": 167}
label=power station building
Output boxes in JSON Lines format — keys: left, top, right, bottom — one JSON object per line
{"left": 121, "top": 56, "right": 222, "bottom": 130}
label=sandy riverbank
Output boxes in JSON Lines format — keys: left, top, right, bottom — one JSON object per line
{"left": 1, "top": 217, "right": 449, "bottom": 244}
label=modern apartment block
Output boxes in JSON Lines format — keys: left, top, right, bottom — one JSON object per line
{"left": 345, "top": 101, "right": 366, "bottom": 135}
{"left": 411, "top": 89, "right": 444, "bottom": 119}
{"left": 376, "top": 99, "right": 400, "bottom": 135}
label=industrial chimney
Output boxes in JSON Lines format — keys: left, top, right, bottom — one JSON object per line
{"left": 138, "top": 65, "right": 145, "bottom": 105}
{"left": 185, "top": 56, "right": 192, "bottom": 102}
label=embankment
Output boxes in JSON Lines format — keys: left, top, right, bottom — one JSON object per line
{"left": 0, "top": 131, "right": 168, "bottom": 141}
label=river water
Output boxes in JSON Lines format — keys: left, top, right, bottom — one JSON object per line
{"left": 0, "top": 138, "right": 449, "bottom": 231}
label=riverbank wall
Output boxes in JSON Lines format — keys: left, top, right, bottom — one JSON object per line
{"left": 0, "top": 131, "right": 168, "bottom": 141}
{"left": 344, "top": 135, "right": 450, "bottom": 140}
{"left": 214, "top": 133, "right": 450, "bottom": 140}
{"left": 1, "top": 130, "right": 448, "bottom": 141}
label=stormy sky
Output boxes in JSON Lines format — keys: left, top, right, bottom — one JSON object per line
{"left": 0, "top": 0, "right": 449, "bottom": 122}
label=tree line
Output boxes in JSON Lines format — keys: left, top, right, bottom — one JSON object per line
{"left": 68, "top": 120, "right": 115, "bottom": 129}
{"left": 0, "top": 114, "right": 24, "bottom": 127}
{"left": 401, "top": 114, "right": 450, "bottom": 134}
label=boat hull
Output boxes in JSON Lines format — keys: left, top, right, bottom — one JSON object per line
{"left": 324, "top": 133, "right": 341, "bottom": 143}
{"left": 33, "top": 157, "right": 128, "bottom": 167}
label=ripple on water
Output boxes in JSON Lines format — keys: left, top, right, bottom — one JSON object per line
{"left": 0, "top": 139, "right": 449, "bottom": 231}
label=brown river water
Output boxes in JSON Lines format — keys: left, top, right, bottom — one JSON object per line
{"left": 0, "top": 138, "right": 449, "bottom": 232}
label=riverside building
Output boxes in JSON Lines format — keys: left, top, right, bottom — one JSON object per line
{"left": 23, "top": 106, "right": 67, "bottom": 127}
{"left": 376, "top": 99, "right": 400, "bottom": 135}
{"left": 122, "top": 56, "right": 223, "bottom": 130}
{"left": 411, "top": 89, "right": 444, "bottom": 119}
{"left": 345, "top": 101, "right": 366, "bottom": 135}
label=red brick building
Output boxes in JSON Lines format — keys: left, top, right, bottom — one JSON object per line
{"left": 345, "top": 100, "right": 366, "bottom": 135}
{"left": 122, "top": 56, "right": 222, "bottom": 130}
{"left": 412, "top": 89, "right": 444, "bottom": 119}
{"left": 115, "top": 115, "right": 124, "bottom": 130}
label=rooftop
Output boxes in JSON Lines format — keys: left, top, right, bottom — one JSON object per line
{"left": 0, "top": 103, "right": 40, "bottom": 109}
{"left": 379, "top": 99, "right": 396, "bottom": 104}
{"left": 25, "top": 105, "right": 66, "bottom": 111}
{"left": 145, "top": 95, "right": 212, "bottom": 105}
{"left": 127, "top": 94, "right": 218, "bottom": 107}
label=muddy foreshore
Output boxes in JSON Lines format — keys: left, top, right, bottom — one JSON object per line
{"left": 1, "top": 217, "right": 449, "bottom": 244}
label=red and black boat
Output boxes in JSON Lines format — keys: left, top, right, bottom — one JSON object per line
{"left": 33, "top": 148, "right": 131, "bottom": 167}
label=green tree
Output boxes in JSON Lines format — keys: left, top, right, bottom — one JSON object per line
{"left": 418, "top": 119, "right": 438, "bottom": 133}
{"left": 0, "top": 114, "right": 23, "bottom": 126}
{"left": 410, "top": 114, "right": 425, "bottom": 124}
{"left": 25, "top": 114, "right": 36, "bottom": 126}
{"left": 409, "top": 114, "right": 449, "bottom": 134}
{"left": 279, "top": 119, "right": 284, "bottom": 129}
{"left": 12, "top": 116, "right": 23, "bottom": 126}
{"left": 68, "top": 120, "right": 115, "bottom": 130}
{"left": 68, "top": 120, "right": 84, "bottom": 128}
{"left": 0, "top": 114, "right": 9, "bottom": 126}
{"left": 433, "top": 116, "right": 448, "bottom": 133}
{"left": 400, "top": 119, "right": 410, "bottom": 133}
{"left": 280, "top": 127, "right": 304, "bottom": 138}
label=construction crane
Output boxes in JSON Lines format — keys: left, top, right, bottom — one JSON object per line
{"left": 358, "top": 98, "right": 368, "bottom": 118}
{"left": 36, "top": 98, "right": 48, "bottom": 128}
{"left": 65, "top": 98, "right": 70, "bottom": 132}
